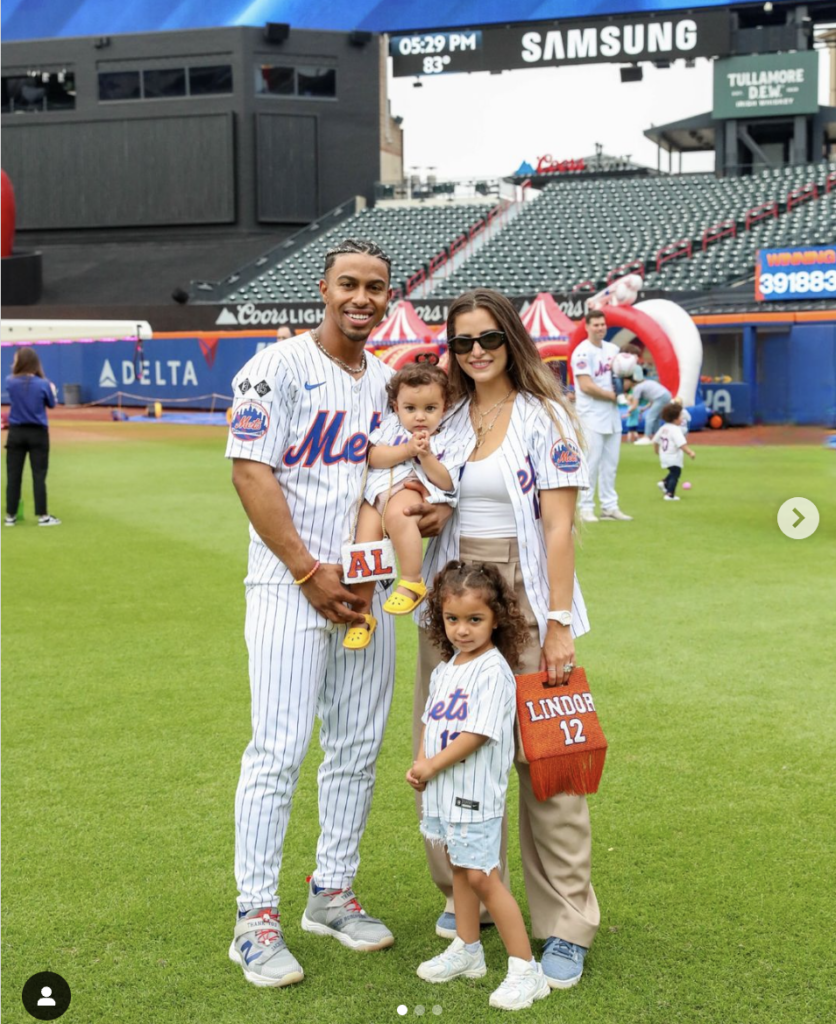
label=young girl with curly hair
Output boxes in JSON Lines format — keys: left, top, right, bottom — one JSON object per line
{"left": 407, "top": 560, "right": 550, "bottom": 1012}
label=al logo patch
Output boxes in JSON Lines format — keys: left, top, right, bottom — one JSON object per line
{"left": 231, "top": 401, "right": 270, "bottom": 441}
{"left": 551, "top": 438, "right": 582, "bottom": 474}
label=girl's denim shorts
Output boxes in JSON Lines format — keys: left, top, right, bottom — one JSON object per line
{"left": 420, "top": 815, "right": 502, "bottom": 874}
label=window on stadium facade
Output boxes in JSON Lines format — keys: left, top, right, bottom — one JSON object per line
{"left": 255, "top": 64, "right": 336, "bottom": 99}
{"left": 98, "top": 64, "right": 233, "bottom": 102}
{"left": 2, "top": 70, "right": 76, "bottom": 113}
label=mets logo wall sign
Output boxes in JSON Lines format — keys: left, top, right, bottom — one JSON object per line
{"left": 550, "top": 438, "right": 582, "bottom": 473}
{"left": 231, "top": 402, "right": 270, "bottom": 441}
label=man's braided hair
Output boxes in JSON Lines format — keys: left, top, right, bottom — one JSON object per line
{"left": 323, "top": 239, "right": 391, "bottom": 277}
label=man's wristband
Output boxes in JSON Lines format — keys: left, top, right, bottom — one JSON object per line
{"left": 294, "top": 560, "right": 321, "bottom": 585}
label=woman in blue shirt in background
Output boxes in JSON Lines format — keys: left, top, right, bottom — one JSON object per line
{"left": 5, "top": 346, "right": 61, "bottom": 526}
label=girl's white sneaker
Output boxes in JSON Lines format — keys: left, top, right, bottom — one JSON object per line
{"left": 489, "top": 957, "right": 550, "bottom": 1011}
{"left": 417, "top": 936, "right": 487, "bottom": 983}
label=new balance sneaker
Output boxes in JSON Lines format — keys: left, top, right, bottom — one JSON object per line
{"left": 4, "top": 515, "right": 16, "bottom": 527}
{"left": 38, "top": 515, "right": 62, "bottom": 526}
{"left": 633, "top": 436, "right": 654, "bottom": 446}
{"left": 664, "top": 494, "right": 680, "bottom": 502}
{"left": 417, "top": 936, "right": 487, "bottom": 983}
{"left": 600, "top": 508, "right": 633, "bottom": 521}
{"left": 580, "top": 510, "right": 599, "bottom": 523}
{"left": 541, "top": 937, "right": 587, "bottom": 989}
{"left": 300, "top": 879, "right": 394, "bottom": 951}
{"left": 228, "top": 908, "right": 304, "bottom": 987}
{"left": 489, "top": 957, "right": 550, "bottom": 1010}
{"left": 657, "top": 481, "right": 667, "bottom": 493}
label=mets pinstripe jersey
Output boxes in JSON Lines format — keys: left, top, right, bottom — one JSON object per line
{"left": 225, "top": 334, "right": 393, "bottom": 584}
{"left": 421, "top": 647, "right": 516, "bottom": 823}
{"left": 570, "top": 339, "right": 622, "bottom": 433}
{"left": 364, "top": 412, "right": 470, "bottom": 507}
{"left": 417, "top": 395, "right": 591, "bottom": 644}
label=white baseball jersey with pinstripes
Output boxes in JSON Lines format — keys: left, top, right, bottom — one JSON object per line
{"left": 225, "top": 334, "right": 393, "bottom": 583}
{"left": 224, "top": 332, "right": 397, "bottom": 909}
{"left": 422, "top": 647, "right": 516, "bottom": 823}
{"left": 418, "top": 394, "right": 591, "bottom": 644}
{"left": 365, "top": 412, "right": 471, "bottom": 507}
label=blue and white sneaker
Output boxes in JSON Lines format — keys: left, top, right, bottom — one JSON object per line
{"left": 229, "top": 908, "right": 304, "bottom": 987}
{"left": 435, "top": 912, "right": 495, "bottom": 940}
{"left": 541, "top": 937, "right": 587, "bottom": 989}
{"left": 301, "top": 879, "right": 394, "bottom": 951}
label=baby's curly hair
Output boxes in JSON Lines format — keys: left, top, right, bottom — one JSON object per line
{"left": 422, "top": 560, "right": 530, "bottom": 669}
{"left": 385, "top": 363, "right": 451, "bottom": 411}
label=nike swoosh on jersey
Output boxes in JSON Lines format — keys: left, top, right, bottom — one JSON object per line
{"left": 305, "top": 381, "right": 326, "bottom": 390}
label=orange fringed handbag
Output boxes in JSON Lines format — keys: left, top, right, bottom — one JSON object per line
{"left": 515, "top": 668, "right": 608, "bottom": 801}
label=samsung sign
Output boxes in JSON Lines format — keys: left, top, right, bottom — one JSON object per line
{"left": 391, "top": 11, "right": 730, "bottom": 77}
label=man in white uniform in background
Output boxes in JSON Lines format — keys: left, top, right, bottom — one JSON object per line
{"left": 570, "top": 309, "right": 633, "bottom": 523}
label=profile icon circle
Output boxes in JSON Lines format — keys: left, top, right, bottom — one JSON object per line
{"left": 21, "top": 972, "right": 71, "bottom": 1020}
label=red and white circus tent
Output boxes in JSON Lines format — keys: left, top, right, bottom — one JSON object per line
{"left": 368, "top": 301, "right": 433, "bottom": 347}
{"left": 520, "top": 292, "right": 574, "bottom": 340}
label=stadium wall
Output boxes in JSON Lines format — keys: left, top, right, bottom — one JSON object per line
{"left": 1, "top": 27, "right": 381, "bottom": 231}
{"left": 2, "top": 317, "right": 834, "bottom": 425}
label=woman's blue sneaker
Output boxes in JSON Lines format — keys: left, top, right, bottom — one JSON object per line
{"left": 541, "top": 937, "right": 587, "bottom": 989}
{"left": 435, "top": 912, "right": 457, "bottom": 939}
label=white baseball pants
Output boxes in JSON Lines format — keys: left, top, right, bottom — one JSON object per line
{"left": 580, "top": 429, "right": 621, "bottom": 513}
{"left": 235, "top": 583, "right": 395, "bottom": 910}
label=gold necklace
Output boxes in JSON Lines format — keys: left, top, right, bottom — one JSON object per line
{"left": 471, "top": 388, "right": 514, "bottom": 449}
{"left": 311, "top": 328, "right": 366, "bottom": 375}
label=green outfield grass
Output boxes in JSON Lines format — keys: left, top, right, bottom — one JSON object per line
{"left": 2, "top": 421, "right": 835, "bottom": 1024}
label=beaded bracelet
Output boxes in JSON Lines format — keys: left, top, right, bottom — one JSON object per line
{"left": 294, "top": 560, "right": 321, "bottom": 586}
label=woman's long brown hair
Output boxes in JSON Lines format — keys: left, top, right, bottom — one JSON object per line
{"left": 11, "top": 347, "right": 45, "bottom": 378}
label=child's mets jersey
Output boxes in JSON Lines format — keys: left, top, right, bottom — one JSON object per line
{"left": 421, "top": 647, "right": 516, "bottom": 823}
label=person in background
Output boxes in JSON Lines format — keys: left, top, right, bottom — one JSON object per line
{"left": 623, "top": 374, "right": 672, "bottom": 446}
{"left": 276, "top": 326, "right": 293, "bottom": 341}
{"left": 571, "top": 309, "right": 632, "bottom": 522}
{"left": 653, "top": 403, "right": 696, "bottom": 501}
{"left": 4, "top": 346, "right": 61, "bottom": 527}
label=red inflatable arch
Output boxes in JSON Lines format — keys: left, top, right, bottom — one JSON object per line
{"left": 568, "top": 306, "right": 680, "bottom": 396}
{"left": 1, "top": 170, "right": 16, "bottom": 258}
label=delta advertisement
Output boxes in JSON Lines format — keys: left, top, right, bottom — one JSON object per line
{"left": 755, "top": 245, "right": 836, "bottom": 302}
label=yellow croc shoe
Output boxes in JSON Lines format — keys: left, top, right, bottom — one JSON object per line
{"left": 343, "top": 614, "right": 377, "bottom": 651}
{"left": 382, "top": 579, "right": 427, "bottom": 616}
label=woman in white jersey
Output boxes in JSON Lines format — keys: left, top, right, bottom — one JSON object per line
{"left": 413, "top": 288, "right": 599, "bottom": 989}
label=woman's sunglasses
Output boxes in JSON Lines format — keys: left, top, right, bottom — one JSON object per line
{"left": 447, "top": 330, "right": 507, "bottom": 355}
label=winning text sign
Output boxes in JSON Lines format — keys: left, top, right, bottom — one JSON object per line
{"left": 755, "top": 246, "right": 836, "bottom": 302}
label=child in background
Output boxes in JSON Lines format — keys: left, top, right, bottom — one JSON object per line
{"left": 407, "top": 561, "right": 551, "bottom": 1012}
{"left": 624, "top": 398, "right": 641, "bottom": 443}
{"left": 670, "top": 397, "right": 691, "bottom": 436}
{"left": 344, "top": 364, "right": 467, "bottom": 650}
{"left": 653, "top": 402, "right": 696, "bottom": 501}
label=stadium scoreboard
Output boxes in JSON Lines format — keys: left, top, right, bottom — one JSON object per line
{"left": 390, "top": 10, "right": 730, "bottom": 77}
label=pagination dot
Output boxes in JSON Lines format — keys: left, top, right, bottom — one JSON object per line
{"left": 397, "top": 1006, "right": 408, "bottom": 1017}
{"left": 432, "top": 1006, "right": 443, "bottom": 1015}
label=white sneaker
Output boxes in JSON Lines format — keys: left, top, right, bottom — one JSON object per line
{"left": 38, "top": 515, "right": 62, "bottom": 526}
{"left": 580, "top": 510, "right": 599, "bottom": 523}
{"left": 600, "top": 508, "right": 633, "bottom": 521}
{"left": 417, "top": 936, "right": 487, "bottom": 983}
{"left": 657, "top": 481, "right": 666, "bottom": 493}
{"left": 664, "top": 495, "right": 680, "bottom": 501}
{"left": 489, "top": 957, "right": 550, "bottom": 1011}
{"left": 634, "top": 437, "right": 654, "bottom": 446}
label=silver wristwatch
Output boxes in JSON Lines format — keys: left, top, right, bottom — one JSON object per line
{"left": 547, "top": 610, "right": 573, "bottom": 627}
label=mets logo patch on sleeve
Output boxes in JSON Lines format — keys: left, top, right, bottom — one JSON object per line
{"left": 230, "top": 401, "right": 270, "bottom": 441}
{"left": 550, "top": 438, "right": 582, "bottom": 473}
{"left": 574, "top": 359, "right": 588, "bottom": 371}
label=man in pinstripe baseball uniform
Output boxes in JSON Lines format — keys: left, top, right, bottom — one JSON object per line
{"left": 225, "top": 239, "right": 422, "bottom": 987}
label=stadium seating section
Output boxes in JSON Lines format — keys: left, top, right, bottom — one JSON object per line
{"left": 218, "top": 163, "right": 836, "bottom": 303}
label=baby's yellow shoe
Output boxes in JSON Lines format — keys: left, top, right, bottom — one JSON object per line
{"left": 382, "top": 579, "right": 427, "bottom": 616}
{"left": 343, "top": 614, "right": 377, "bottom": 650}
